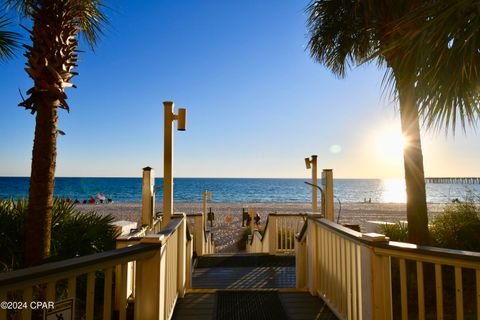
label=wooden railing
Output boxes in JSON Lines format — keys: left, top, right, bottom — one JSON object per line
{"left": 296, "top": 216, "right": 480, "bottom": 320}
{"left": 247, "top": 213, "right": 306, "bottom": 255}
{"left": 188, "top": 213, "right": 215, "bottom": 256}
{"left": 0, "top": 214, "right": 191, "bottom": 320}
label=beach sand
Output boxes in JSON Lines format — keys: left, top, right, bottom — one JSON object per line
{"left": 76, "top": 202, "right": 447, "bottom": 253}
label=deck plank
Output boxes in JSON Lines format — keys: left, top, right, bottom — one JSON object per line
{"left": 172, "top": 292, "right": 338, "bottom": 320}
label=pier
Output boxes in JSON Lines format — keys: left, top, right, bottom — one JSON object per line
{"left": 425, "top": 177, "right": 480, "bottom": 184}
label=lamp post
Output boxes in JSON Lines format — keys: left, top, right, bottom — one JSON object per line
{"left": 162, "top": 101, "right": 186, "bottom": 227}
{"left": 305, "top": 155, "right": 318, "bottom": 212}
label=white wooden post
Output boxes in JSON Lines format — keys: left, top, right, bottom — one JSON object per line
{"left": 296, "top": 236, "right": 307, "bottom": 288}
{"left": 136, "top": 235, "right": 166, "bottom": 320}
{"left": 312, "top": 155, "right": 318, "bottom": 212}
{"left": 142, "top": 167, "right": 155, "bottom": 227}
{"left": 177, "top": 214, "right": 186, "bottom": 298}
{"left": 193, "top": 214, "right": 204, "bottom": 255}
{"left": 305, "top": 155, "right": 319, "bottom": 213}
{"left": 162, "top": 101, "right": 186, "bottom": 228}
{"left": 322, "top": 169, "right": 334, "bottom": 221}
{"left": 306, "top": 219, "right": 319, "bottom": 295}
{"left": 360, "top": 234, "right": 392, "bottom": 320}
{"left": 185, "top": 231, "right": 193, "bottom": 289}
{"left": 268, "top": 215, "right": 277, "bottom": 254}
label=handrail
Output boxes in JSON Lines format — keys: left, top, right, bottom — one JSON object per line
{"left": 296, "top": 219, "right": 309, "bottom": 241}
{"left": 375, "top": 241, "right": 480, "bottom": 264}
{"left": 1, "top": 214, "right": 191, "bottom": 320}
{"left": 311, "top": 217, "right": 480, "bottom": 262}
{"left": 297, "top": 215, "right": 480, "bottom": 320}
{"left": 247, "top": 213, "right": 306, "bottom": 255}
{"left": 0, "top": 243, "right": 159, "bottom": 291}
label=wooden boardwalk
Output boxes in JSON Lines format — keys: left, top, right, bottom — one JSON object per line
{"left": 172, "top": 254, "right": 337, "bottom": 320}
{"left": 172, "top": 292, "right": 337, "bottom": 320}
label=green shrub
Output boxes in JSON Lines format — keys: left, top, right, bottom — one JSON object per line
{"left": 0, "top": 198, "right": 119, "bottom": 272}
{"left": 237, "top": 227, "right": 252, "bottom": 251}
{"left": 430, "top": 201, "right": 480, "bottom": 252}
{"left": 0, "top": 199, "right": 28, "bottom": 271}
{"left": 379, "top": 221, "right": 409, "bottom": 242}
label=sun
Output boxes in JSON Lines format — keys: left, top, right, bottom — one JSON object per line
{"left": 374, "top": 127, "right": 407, "bottom": 161}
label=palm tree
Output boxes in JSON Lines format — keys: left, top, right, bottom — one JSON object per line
{"left": 388, "top": 0, "right": 480, "bottom": 133}
{"left": 5, "top": 0, "right": 107, "bottom": 266}
{"left": 0, "top": 14, "right": 20, "bottom": 61}
{"left": 306, "top": 1, "right": 431, "bottom": 245}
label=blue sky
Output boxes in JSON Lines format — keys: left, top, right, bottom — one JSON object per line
{"left": 0, "top": 1, "right": 479, "bottom": 179}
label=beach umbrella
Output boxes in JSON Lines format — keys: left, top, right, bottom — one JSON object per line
{"left": 96, "top": 193, "right": 106, "bottom": 201}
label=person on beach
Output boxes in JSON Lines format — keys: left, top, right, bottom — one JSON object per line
{"left": 254, "top": 213, "right": 261, "bottom": 226}
{"left": 242, "top": 208, "right": 249, "bottom": 227}
{"left": 246, "top": 215, "right": 252, "bottom": 227}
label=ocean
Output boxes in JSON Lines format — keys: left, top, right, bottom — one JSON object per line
{"left": 1, "top": 177, "right": 479, "bottom": 204}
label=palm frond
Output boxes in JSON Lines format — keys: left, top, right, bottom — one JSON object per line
{"left": 70, "top": 0, "right": 109, "bottom": 49}
{"left": 386, "top": 0, "right": 480, "bottom": 134}
{"left": 0, "top": 14, "right": 21, "bottom": 61}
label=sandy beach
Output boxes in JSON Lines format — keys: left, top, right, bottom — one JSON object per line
{"left": 76, "top": 202, "right": 447, "bottom": 252}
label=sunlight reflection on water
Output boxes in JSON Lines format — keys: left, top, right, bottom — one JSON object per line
{"left": 381, "top": 179, "right": 406, "bottom": 203}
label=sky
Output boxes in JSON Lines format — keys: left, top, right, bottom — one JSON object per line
{"left": 0, "top": 1, "right": 479, "bottom": 179}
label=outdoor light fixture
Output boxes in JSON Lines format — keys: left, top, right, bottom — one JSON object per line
{"left": 177, "top": 108, "right": 186, "bottom": 131}
{"left": 305, "top": 155, "right": 318, "bottom": 213}
{"left": 305, "top": 157, "right": 311, "bottom": 169}
{"left": 162, "top": 101, "right": 187, "bottom": 227}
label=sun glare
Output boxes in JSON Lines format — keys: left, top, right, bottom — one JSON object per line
{"left": 375, "top": 128, "right": 406, "bottom": 161}
{"left": 381, "top": 179, "right": 406, "bottom": 203}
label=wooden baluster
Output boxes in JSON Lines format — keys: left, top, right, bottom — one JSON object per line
{"left": 119, "top": 263, "right": 128, "bottom": 320}
{"left": 0, "top": 290, "right": 6, "bottom": 320}
{"left": 416, "top": 262, "right": 425, "bottom": 320}
{"left": 399, "top": 259, "right": 408, "bottom": 320}
{"left": 86, "top": 271, "right": 95, "bottom": 320}
{"left": 346, "top": 241, "right": 352, "bottom": 320}
{"left": 455, "top": 267, "right": 463, "bottom": 320}
{"left": 103, "top": 268, "right": 113, "bottom": 320}
{"left": 22, "top": 287, "right": 33, "bottom": 320}
{"left": 476, "top": 269, "right": 480, "bottom": 320}
{"left": 435, "top": 264, "right": 444, "bottom": 320}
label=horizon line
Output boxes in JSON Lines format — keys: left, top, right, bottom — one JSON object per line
{"left": 0, "top": 175, "right": 405, "bottom": 180}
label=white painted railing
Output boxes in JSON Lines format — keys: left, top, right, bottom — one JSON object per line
{"left": 296, "top": 216, "right": 480, "bottom": 320}
{"left": 188, "top": 213, "right": 215, "bottom": 256}
{"left": 246, "top": 213, "right": 306, "bottom": 255}
{"left": 0, "top": 215, "right": 191, "bottom": 320}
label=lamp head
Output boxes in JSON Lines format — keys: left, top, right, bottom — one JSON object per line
{"left": 177, "top": 108, "right": 186, "bottom": 131}
{"left": 305, "top": 157, "right": 311, "bottom": 169}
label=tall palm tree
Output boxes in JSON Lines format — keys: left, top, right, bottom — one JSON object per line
{"left": 5, "top": 0, "right": 107, "bottom": 266}
{"left": 306, "top": 1, "right": 431, "bottom": 245}
{"left": 388, "top": 0, "right": 480, "bottom": 133}
{"left": 0, "top": 14, "right": 20, "bottom": 61}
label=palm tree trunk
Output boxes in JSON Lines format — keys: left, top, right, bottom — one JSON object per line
{"left": 25, "top": 99, "right": 58, "bottom": 266}
{"left": 397, "top": 76, "right": 430, "bottom": 245}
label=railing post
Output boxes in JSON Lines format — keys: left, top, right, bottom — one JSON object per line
{"left": 296, "top": 235, "right": 307, "bottom": 288}
{"left": 322, "top": 169, "right": 334, "bottom": 221}
{"left": 306, "top": 218, "right": 319, "bottom": 295}
{"left": 142, "top": 167, "right": 155, "bottom": 228}
{"left": 177, "top": 214, "right": 186, "bottom": 298}
{"left": 268, "top": 215, "right": 277, "bottom": 254}
{"left": 185, "top": 232, "right": 193, "bottom": 290}
{"left": 194, "top": 214, "right": 205, "bottom": 256}
{"left": 360, "top": 234, "right": 392, "bottom": 320}
{"left": 135, "top": 235, "right": 166, "bottom": 320}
